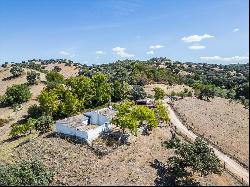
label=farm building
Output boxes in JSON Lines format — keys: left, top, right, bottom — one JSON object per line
{"left": 56, "top": 107, "right": 116, "bottom": 144}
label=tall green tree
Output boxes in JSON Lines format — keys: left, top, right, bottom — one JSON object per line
{"left": 66, "top": 76, "right": 94, "bottom": 108}
{"left": 46, "top": 71, "right": 64, "bottom": 89}
{"left": 111, "top": 80, "right": 130, "bottom": 102}
{"left": 165, "top": 136, "right": 222, "bottom": 185}
{"left": 92, "top": 73, "right": 112, "bottom": 106}
{"left": 130, "top": 85, "right": 147, "bottom": 101}
{"left": 38, "top": 89, "right": 59, "bottom": 116}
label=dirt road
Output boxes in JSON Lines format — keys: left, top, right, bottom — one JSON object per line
{"left": 163, "top": 99, "right": 249, "bottom": 185}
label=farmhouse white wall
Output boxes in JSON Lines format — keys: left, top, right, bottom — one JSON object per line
{"left": 56, "top": 123, "right": 88, "bottom": 140}
{"left": 84, "top": 111, "right": 109, "bottom": 125}
{"left": 56, "top": 122, "right": 112, "bottom": 143}
{"left": 87, "top": 123, "right": 112, "bottom": 142}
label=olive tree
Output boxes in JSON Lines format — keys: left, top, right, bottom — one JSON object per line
{"left": 27, "top": 71, "right": 40, "bottom": 85}
{"left": 3, "top": 84, "right": 32, "bottom": 106}
{"left": 10, "top": 65, "right": 24, "bottom": 77}
{"left": 164, "top": 136, "right": 222, "bottom": 185}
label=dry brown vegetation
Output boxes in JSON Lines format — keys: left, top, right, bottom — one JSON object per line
{"left": 144, "top": 83, "right": 192, "bottom": 96}
{"left": 0, "top": 67, "right": 46, "bottom": 136}
{"left": 0, "top": 126, "right": 239, "bottom": 186}
{"left": 44, "top": 63, "right": 79, "bottom": 78}
{"left": 172, "top": 97, "right": 249, "bottom": 168}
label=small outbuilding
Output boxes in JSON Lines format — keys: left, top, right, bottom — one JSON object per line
{"left": 56, "top": 107, "right": 116, "bottom": 144}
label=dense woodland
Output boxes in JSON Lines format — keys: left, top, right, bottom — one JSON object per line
{"left": 2, "top": 57, "right": 249, "bottom": 105}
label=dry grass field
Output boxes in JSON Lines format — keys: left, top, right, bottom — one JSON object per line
{"left": 144, "top": 83, "right": 192, "bottom": 96}
{"left": 0, "top": 126, "right": 239, "bottom": 186}
{"left": 172, "top": 97, "right": 249, "bottom": 168}
{"left": 44, "top": 63, "right": 79, "bottom": 78}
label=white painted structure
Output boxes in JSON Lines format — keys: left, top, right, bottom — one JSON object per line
{"left": 56, "top": 107, "right": 116, "bottom": 144}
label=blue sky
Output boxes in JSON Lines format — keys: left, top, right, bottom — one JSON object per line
{"left": 0, "top": 0, "right": 249, "bottom": 65}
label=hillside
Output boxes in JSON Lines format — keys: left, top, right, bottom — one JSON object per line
{"left": 0, "top": 58, "right": 249, "bottom": 186}
{"left": 172, "top": 97, "right": 249, "bottom": 168}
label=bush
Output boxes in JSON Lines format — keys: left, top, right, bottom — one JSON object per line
{"left": 10, "top": 118, "right": 36, "bottom": 137}
{"left": 38, "top": 89, "right": 59, "bottom": 116}
{"left": 46, "top": 71, "right": 64, "bottom": 89}
{"left": 35, "top": 115, "right": 54, "bottom": 134}
{"left": 10, "top": 65, "right": 24, "bottom": 77}
{"left": 27, "top": 71, "right": 40, "bottom": 85}
{"left": 3, "top": 84, "right": 32, "bottom": 106}
{"left": 53, "top": 66, "right": 62, "bottom": 72}
{"left": 1, "top": 64, "right": 7, "bottom": 68}
{"left": 153, "top": 87, "right": 165, "bottom": 100}
{"left": 11, "top": 103, "right": 22, "bottom": 112}
{"left": 27, "top": 104, "right": 43, "bottom": 118}
{"left": 0, "top": 159, "right": 54, "bottom": 186}
{"left": 130, "top": 85, "right": 147, "bottom": 101}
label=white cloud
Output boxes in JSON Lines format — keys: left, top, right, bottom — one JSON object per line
{"left": 189, "top": 45, "right": 206, "bottom": 50}
{"left": 200, "top": 55, "right": 249, "bottom": 62}
{"left": 233, "top": 28, "right": 240, "bottom": 32}
{"left": 182, "top": 34, "right": 214, "bottom": 43}
{"left": 96, "top": 50, "right": 105, "bottom": 55}
{"left": 59, "top": 51, "right": 75, "bottom": 58}
{"left": 149, "top": 45, "right": 164, "bottom": 49}
{"left": 59, "top": 50, "right": 70, "bottom": 56}
{"left": 146, "top": 50, "right": 154, "bottom": 55}
{"left": 112, "top": 47, "right": 135, "bottom": 58}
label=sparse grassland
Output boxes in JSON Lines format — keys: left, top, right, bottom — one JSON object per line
{"left": 172, "top": 97, "right": 249, "bottom": 168}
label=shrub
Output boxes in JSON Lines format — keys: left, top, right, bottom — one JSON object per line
{"left": 164, "top": 137, "right": 221, "bottom": 185}
{"left": 11, "top": 103, "right": 22, "bottom": 112}
{"left": 10, "top": 65, "right": 24, "bottom": 77}
{"left": 27, "top": 104, "right": 43, "bottom": 118}
{"left": 0, "top": 159, "right": 54, "bottom": 186}
{"left": 1, "top": 64, "right": 7, "bottom": 68}
{"left": 53, "top": 66, "right": 62, "bottom": 72}
{"left": 35, "top": 115, "right": 54, "bottom": 134}
{"left": 170, "top": 91, "right": 176, "bottom": 96}
{"left": 130, "top": 85, "right": 147, "bottom": 101}
{"left": 187, "top": 91, "right": 192, "bottom": 97}
{"left": 153, "top": 87, "right": 165, "bottom": 100}
{"left": 27, "top": 71, "right": 40, "bottom": 85}
{"left": 4, "top": 84, "right": 32, "bottom": 106}
{"left": 38, "top": 89, "right": 59, "bottom": 116}
{"left": 46, "top": 71, "right": 64, "bottom": 89}
{"left": 10, "top": 118, "right": 36, "bottom": 137}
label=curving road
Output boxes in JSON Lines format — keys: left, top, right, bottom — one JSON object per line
{"left": 163, "top": 99, "right": 249, "bottom": 185}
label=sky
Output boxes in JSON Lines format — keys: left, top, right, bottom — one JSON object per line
{"left": 0, "top": 0, "right": 249, "bottom": 65}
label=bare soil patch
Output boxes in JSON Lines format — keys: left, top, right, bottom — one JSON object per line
{"left": 172, "top": 97, "right": 249, "bottom": 168}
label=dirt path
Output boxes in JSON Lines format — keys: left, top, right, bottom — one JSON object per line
{"left": 163, "top": 99, "right": 249, "bottom": 185}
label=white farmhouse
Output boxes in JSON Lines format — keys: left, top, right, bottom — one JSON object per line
{"left": 56, "top": 107, "right": 116, "bottom": 144}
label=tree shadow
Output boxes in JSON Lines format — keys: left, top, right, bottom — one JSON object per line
{"left": 150, "top": 159, "right": 201, "bottom": 186}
